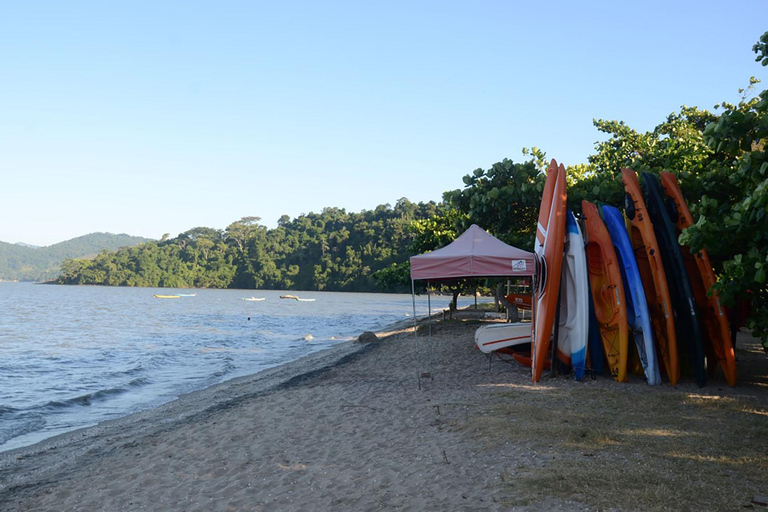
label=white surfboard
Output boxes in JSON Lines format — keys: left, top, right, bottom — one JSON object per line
{"left": 475, "top": 323, "right": 532, "bottom": 354}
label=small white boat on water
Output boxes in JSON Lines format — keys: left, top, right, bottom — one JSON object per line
{"left": 280, "top": 295, "right": 315, "bottom": 302}
{"left": 242, "top": 297, "right": 266, "bottom": 301}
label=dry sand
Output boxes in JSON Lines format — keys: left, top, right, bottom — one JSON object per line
{"left": 1, "top": 315, "right": 767, "bottom": 511}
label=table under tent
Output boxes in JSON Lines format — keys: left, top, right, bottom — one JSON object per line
{"left": 409, "top": 224, "right": 534, "bottom": 385}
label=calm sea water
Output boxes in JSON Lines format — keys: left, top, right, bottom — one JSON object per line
{"left": 0, "top": 283, "right": 482, "bottom": 452}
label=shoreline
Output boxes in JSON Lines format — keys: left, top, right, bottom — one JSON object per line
{"left": 2, "top": 316, "right": 766, "bottom": 511}
{"left": 0, "top": 328, "right": 384, "bottom": 489}
{"left": 0, "top": 307, "right": 434, "bottom": 457}
{"left": 0, "top": 309, "right": 449, "bottom": 494}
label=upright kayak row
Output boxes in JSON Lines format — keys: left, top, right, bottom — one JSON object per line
{"left": 481, "top": 161, "right": 736, "bottom": 387}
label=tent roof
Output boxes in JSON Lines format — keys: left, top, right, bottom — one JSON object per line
{"left": 409, "top": 224, "right": 534, "bottom": 280}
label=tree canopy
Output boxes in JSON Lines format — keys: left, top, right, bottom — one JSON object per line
{"left": 57, "top": 199, "right": 438, "bottom": 293}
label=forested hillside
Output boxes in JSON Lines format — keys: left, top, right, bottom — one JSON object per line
{"left": 0, "top": 233, "right": 151, "bottom": 281}
{"left": 56, "top": 199, "right": 437, "bottom": 292}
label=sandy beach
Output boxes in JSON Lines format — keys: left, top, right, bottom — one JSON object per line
{"left": 1, "top": 314, "right": 767, "bottom": 511}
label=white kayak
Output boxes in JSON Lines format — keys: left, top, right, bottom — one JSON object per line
{"left": 555, "top": 209, "right": 590, "bottom": 379}
{"left": 475, "top": 323, "right": 532, "bottom": 354}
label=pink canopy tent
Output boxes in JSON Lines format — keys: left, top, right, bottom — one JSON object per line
{"left": 410, "top": 224, "right": 534, "bottom": 280}
{"left": 409, "top": 224, "right": 534, "bottom": 386}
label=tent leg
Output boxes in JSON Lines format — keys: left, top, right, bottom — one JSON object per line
{"left": 412, "top": 279, "right": 421, "bottom": 389}
{"left": 425, "top": 284, "right": 433, "bottom": 380}
{"left": 531, "top": 271, "right": 538, "bottom": 383}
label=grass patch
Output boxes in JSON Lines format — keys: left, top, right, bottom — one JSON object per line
{"left": 464, "top": 384, "right": 768, "bottom": 510}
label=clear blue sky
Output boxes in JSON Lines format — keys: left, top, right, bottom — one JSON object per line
{"left": 1, "top": 1, "right": 765, "bottom": 246}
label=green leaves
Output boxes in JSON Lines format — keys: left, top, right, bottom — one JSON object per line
{"left": 753, "top": 30, "right": 768, "bottom": 66}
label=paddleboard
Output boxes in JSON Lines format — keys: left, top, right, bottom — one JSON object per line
{"left": 582, "top": 200, "right": 629, "bottom": 382}
{"left": 642, "top": 172, "right": 707, "bottom": 387}
{"left": 621, "top": 169, "right": 679, "bottom": 386}
{"left": 475, "top": 323, "right": 532, "bottom": 353}
{"left": 555, "top": 209, "right": 589, "bottom": 380}
{"left": 602, "top": 205, "right": 661, "bottom": 385}
{"left": 659, "top": 171, "right": 737, "bottom": 386}
{"left": 532, "top": 160, "right": 567, "bottom": 382}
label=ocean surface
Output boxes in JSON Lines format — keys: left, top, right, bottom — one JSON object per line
{"left": 0, "top": 282, "right": 484, "bottom": 452}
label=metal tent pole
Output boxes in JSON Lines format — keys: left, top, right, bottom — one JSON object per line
{"left": 426, "top": 283, "right": 433, "bottom": 379}
{"left": 412, "top": 279, "right": 421, "bottom": 388}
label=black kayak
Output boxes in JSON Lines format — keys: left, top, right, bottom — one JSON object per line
{"left": 641, "top": 172, "right": 707, "bottom": 386}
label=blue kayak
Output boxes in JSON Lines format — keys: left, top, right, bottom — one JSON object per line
{"left": 601, "top": 205, "right": 661, "bottom": 385}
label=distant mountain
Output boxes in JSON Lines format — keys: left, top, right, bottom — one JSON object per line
{"left": 0, "top": 233, "right": 153, "bottom": 282}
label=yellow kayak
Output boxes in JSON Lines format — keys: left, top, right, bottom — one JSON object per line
{"left": 154, "top": 295, "right": 181, "bottom": 299}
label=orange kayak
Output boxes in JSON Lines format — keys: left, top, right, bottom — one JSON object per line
{"left": 659, "top": 171, "right": 737, "bottom": 386}
{"left": 621, "top": 169, "right": 679, "bottom": 386}
{"left": 532, "top": 160, "right": 567, "bottom": 382}
{"left": 511, "top": 350, "right": 552, "bottom": 370}
{"left": 582, "top": 200, "right": 628, "bottom": 382}
{"left": 506, "top": 293, "right": 533, "bottom": 311}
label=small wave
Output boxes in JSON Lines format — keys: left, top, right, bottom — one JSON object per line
{"left": 0, "top": 414, "right": 46, "bottom": 446}
{"left": 198, "top": 347, "right": 264, "bottom": 354}
{"left": 112, "top": 363, "right": 144, "bottom": 377}
{"left": 211, "top": 361, "right": 236, "bottom": 378}
{"left": 43, "top": 387, "right": 128, "bottom": 409}
{"left": 0, "top": 405, "right": 18, "bottom": 417}
{"left": 128, "top": 377, "right": 150, "bottom": 387}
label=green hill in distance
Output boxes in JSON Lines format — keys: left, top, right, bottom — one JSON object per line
{"left": 0, "top": 233, "right": 152, "bottom": 282}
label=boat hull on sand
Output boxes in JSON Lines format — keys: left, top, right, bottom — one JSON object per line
{"left": 475, "top": 323, "right": 532, "bottom": 353}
